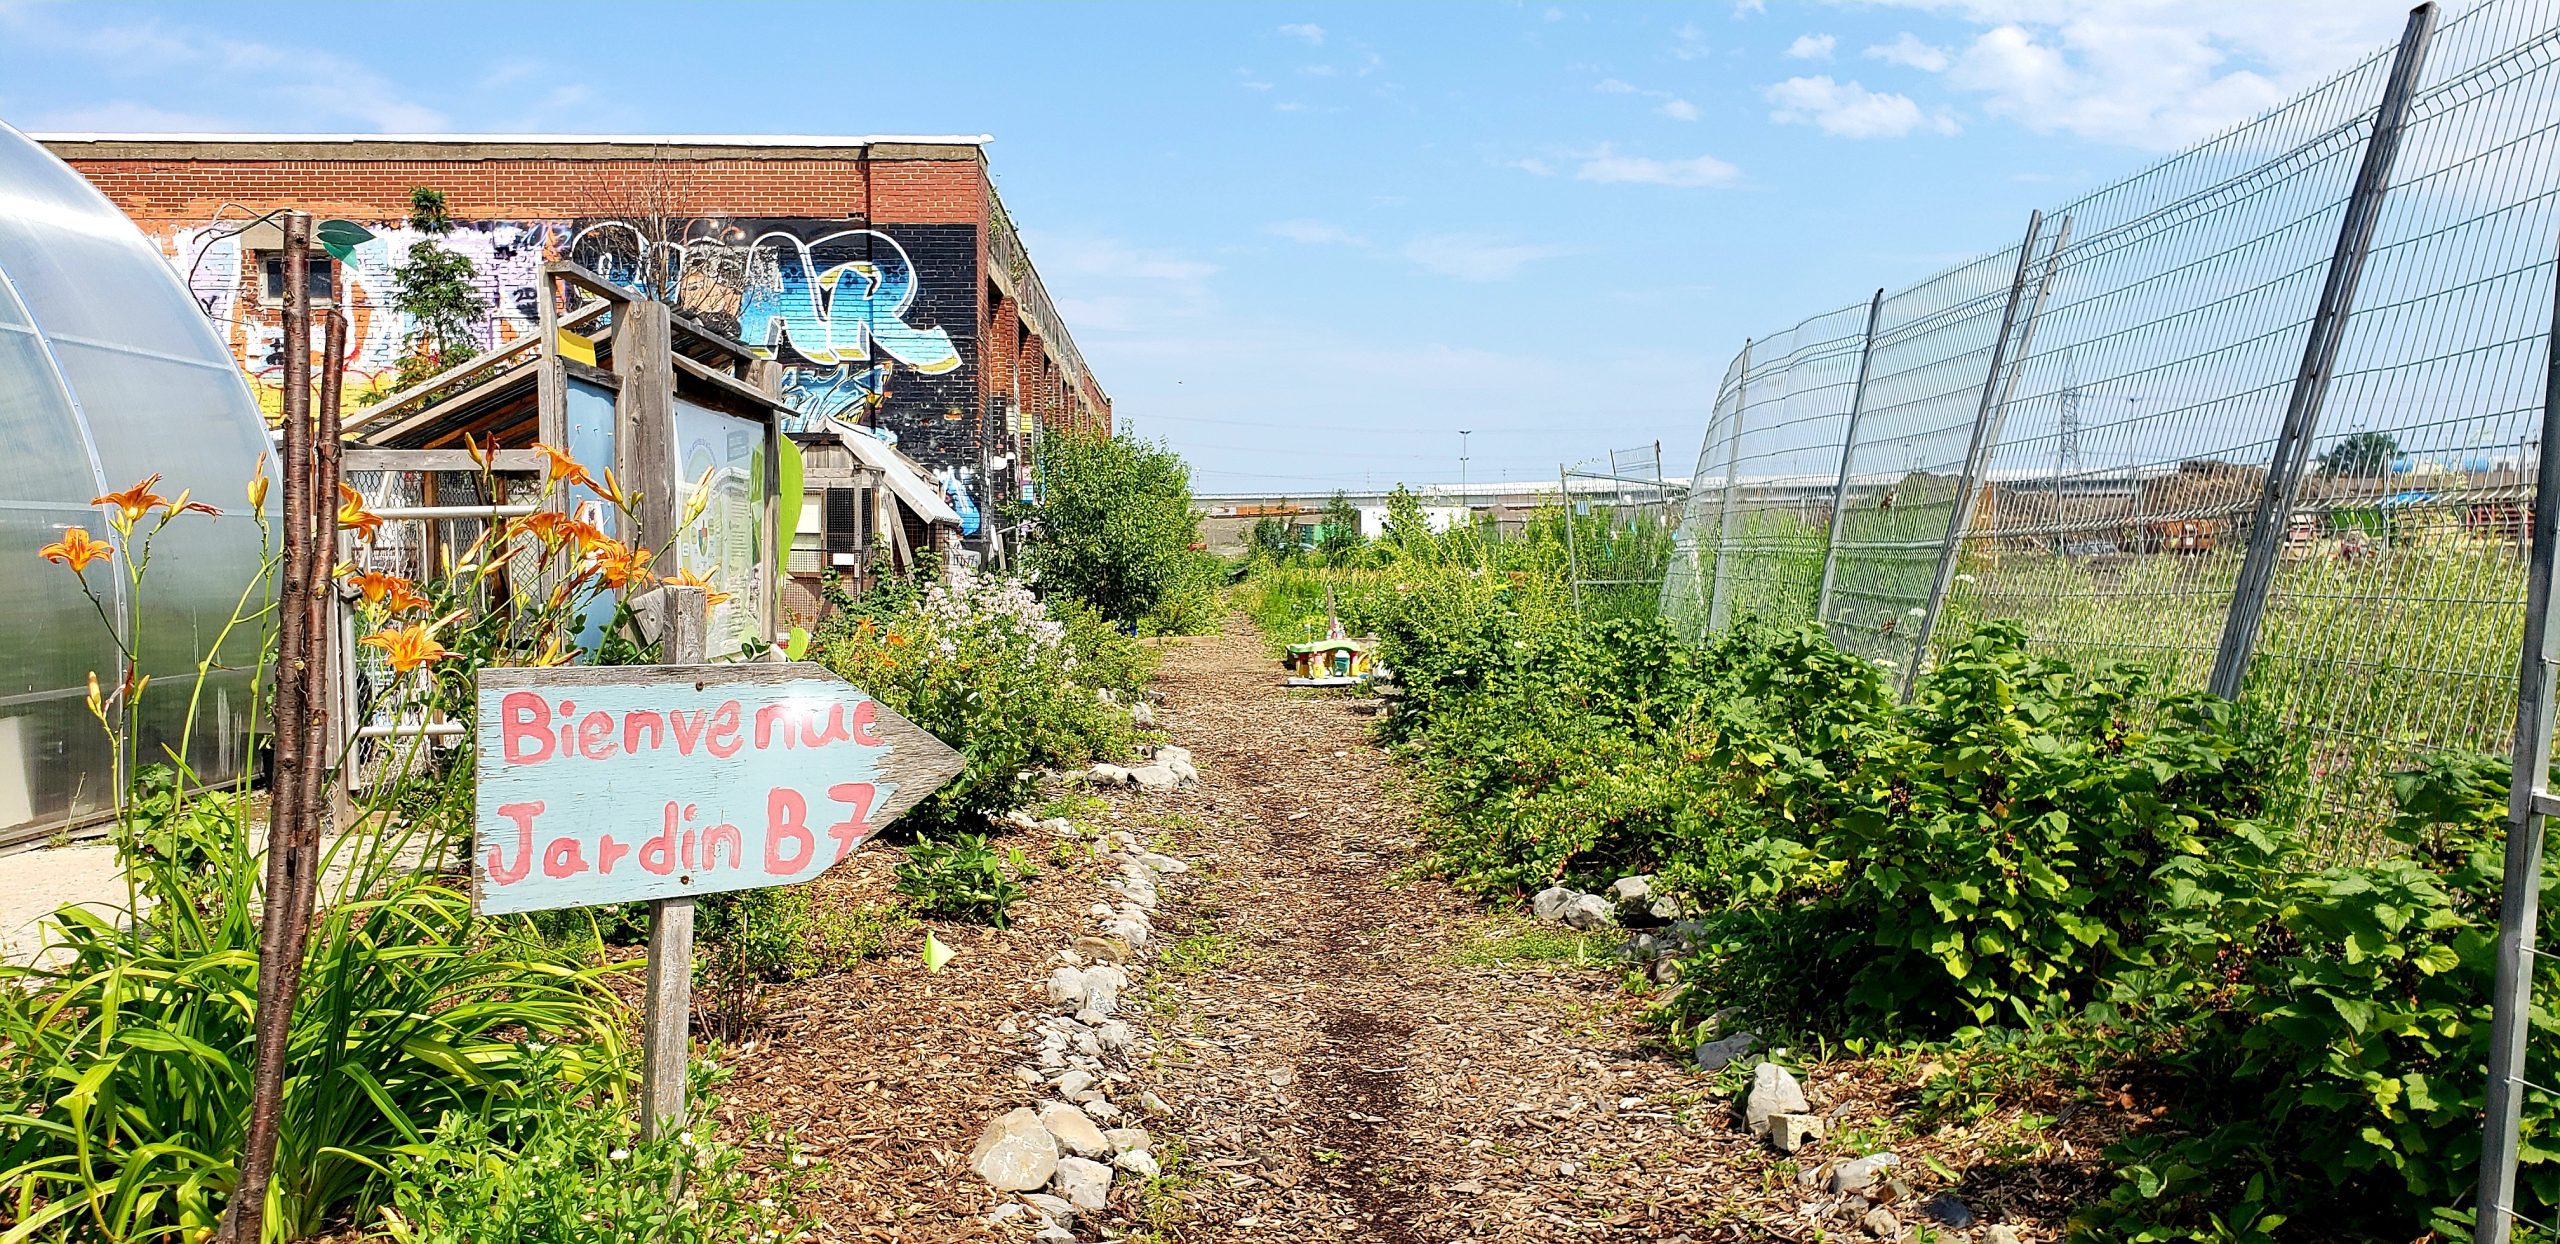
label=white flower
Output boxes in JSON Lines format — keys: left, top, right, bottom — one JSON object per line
{"left": 609, "top": 1148, "right": 630, "bottom": 1161}
{"left": 1907, "top": 607, "right": 1925, "bottom": 617}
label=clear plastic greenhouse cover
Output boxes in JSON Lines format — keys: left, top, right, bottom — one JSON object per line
{"left": 0, "top": 119, "right": 272, "bottom": 849}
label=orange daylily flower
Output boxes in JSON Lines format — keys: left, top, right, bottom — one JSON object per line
{"left": 92, "top": 474, "right": 170, "bottom": 526}
{"left": 337, "top": 483, "right": 385, "bottom": 542}
{"left": 247, "top": 457, "right": 271, "bottom": 510}
{"left": 533, "top": 442, "right": 595, "bottom": 491}
{"left": 360, "top": 621, "right": 457, "bottom": 674}
{"left": 531, "top": 634, "right": 579, "bottom": 667}
{"left": 664, "top": 568, "right": 734, "bottom": 608}
{"left": 346, "top": 570, "right": 431, "bottom": 613}
{"left": 515, "top": 510, "right": 609, "bottom": 552}
{"left": 40, "top": 527, "right": 114, "bottom": 573}
{"left": 346, "top": 570, "right": 410, "bottom": 604}
{"left": 586, "top": 538, "right": 655, "bottom": 589}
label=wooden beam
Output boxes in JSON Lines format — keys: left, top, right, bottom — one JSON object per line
{"left": 353, "top": 364, "right": 538, "bottom": 448}
{"left": 617, "top": 300, "right": 678, "bottom": 554}
{"left": 345, "top": 300, "right": 608, "bottom": 435}
{"left": 673, "top": 352, "right": 790, "bottom": 412}
{"left": 343, "top": 448, "right": 548, "bottom": 474}
{"left": 544, "top": 258, "right": 634, "bottom": 305}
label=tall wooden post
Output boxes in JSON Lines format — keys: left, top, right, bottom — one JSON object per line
{"left": 641, "top": 584, "right": 708, "bottom": 1137}
{"left": 225, "top": 211, "right": 327, "bottom": 1244}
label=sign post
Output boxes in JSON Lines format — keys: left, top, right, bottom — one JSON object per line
{"left": 473, "top": 592, "right": 962, "bottom": 1136}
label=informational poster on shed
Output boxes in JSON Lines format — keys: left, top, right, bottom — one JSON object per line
{"left": 673, "top": 399, "right": 767, "bottom": 659}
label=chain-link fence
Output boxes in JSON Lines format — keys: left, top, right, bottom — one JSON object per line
{"left": 1665, "top": 0, "right": 2559, "bottom": 828}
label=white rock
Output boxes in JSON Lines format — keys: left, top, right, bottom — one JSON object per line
{"left": 970, "top": 1108, "right": 1061, "bottom": 1192}
{"left": 1088, "top": 763, "right": 1132, "bottom": 786}
{"left": 1039, "top": 1102, "right": 1112, "bottom": 1156}
{"left": 1132, "top": 702, "right": 1156, "bottom": 728}
{"left": 1082, "top": 1098, "right": 1122, "bottom": 1122}
{"left": 1033, "top": 1228, "right": 1073, "bottom": 1243}
{"left": 1984, "top": 1228, "right": 2023, "bottom": 1244}
{"left": 1022, "top": 1191, "right": 1077, "bottom": 1224}
{"left": 1105, "top": 920, "right": 1150, "bottom": 947}
{"left": 1052, "top": 1155, "right": 1114, "bottom": 1212}
{"left": 1532, "top": 885, "right": 1577, "bottom": 922}
{"left": 1563, "top": 893, "right": 1614, "bottom": 930}
{"left": 1830, "top": 1153, "right": 1899, "bottom": 1195}
{"left": 1015, "top": 1066, "right": 1044, "bottom": 1087}
{"left": 1129, "top": 764, "right": 1180, "bottom": 791}
{"left": 1115, "top": 1148, "right": 1162, "bottom": 1178}
{"left": 1045, "top": 967, "right": 1087, "bottom": 1007}
{"left": 1105, "top": 1127, "right": 1151, "bottom": 1154}
{"left": 1746, "top": 1063, "right": 1811, "bottom": 1137}
{"left": 1094, "top": 1019, "right": 1134, "bottom": 1051}
{"left": 1694, "top": 1032, "right": 1757, "bottom": 1071}
{"left": 1609, "top": 875, "right": 1653, "bottom": 904}
{"left": 1141, "top": 1090, "right": 1173, "bottom": 1117}
{"left": 1056, "top": 1069, "right": 1097, "bottom": 1098}
{"left": 1156, "top": 745, "right": 1192, "bottom": 767}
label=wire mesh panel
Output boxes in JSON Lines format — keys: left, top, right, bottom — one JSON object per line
{"left": 1821, "top": 243, "right": 2033, "bottom": 673}
{"left": 2246, "top": 2, "right": 2560, "bottom": 824}
{"left": 1933, "top": 39, "right": 2399, "bottom": 693}
{"left": 1711, "top": 301, "right": 1873, "bottom": 632}
{"left": 1660, "top": 352, "right": 1746, "bottom": 639}
{"left": 1660, "top": 0, "right": 2560, "bottom": 830}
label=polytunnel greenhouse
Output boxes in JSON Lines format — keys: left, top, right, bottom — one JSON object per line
{"left": 0, "top": 120, "right": 272, "bottom": 849}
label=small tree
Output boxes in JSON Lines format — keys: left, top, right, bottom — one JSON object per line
{"left": 385, "top": 188, "right": 488, "bottom": 389}
{"left": 1317, "top": 491, "right": 1366, "bottom": 567}
{"left": 1248, "top": 516, "right": 1299, "bottom": 566}
{"left": 2320, "top": 429, "right": 2400, "bottom": 477}
{"left": 1024, "top": 430, "right": 1206, "bottom": 629}
{"left": 1380, "top": 484, "right": 1440, "bottom": 565}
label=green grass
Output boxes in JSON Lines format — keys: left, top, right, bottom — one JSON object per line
{"left": 1159, "top": 931, "right": 1241, "bottom": 976}
{"left": 1444, "top": 921, "right": 1619, "bottom": 968}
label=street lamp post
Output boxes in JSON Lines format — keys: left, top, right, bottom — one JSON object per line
{"left": 1459, "top": 429, "right": 1473, "bottom": 522}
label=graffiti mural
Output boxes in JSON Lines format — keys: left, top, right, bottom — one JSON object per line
{"left": 154, "top": 216, "right": 981, "bottom": 465}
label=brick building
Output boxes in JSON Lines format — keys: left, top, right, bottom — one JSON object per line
{"left": 40, "top": 133, "right": 1109, "bottom": 549}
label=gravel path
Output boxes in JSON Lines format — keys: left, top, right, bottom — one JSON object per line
{"left": 1123, "top": 619, "right": 1750, "bottom": 1242}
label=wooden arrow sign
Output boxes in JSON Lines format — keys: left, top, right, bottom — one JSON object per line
{"left": 473, "top": 662, "right": 964, "bottom": 915}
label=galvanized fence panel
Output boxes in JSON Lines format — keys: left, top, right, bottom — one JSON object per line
{"left": 1653, "top": 1, "right": 2560, "bottom": 1228}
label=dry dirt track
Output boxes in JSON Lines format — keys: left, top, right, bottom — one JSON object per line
{"left": 1123, "top": 620, "right": 1754, "bottom": 1242}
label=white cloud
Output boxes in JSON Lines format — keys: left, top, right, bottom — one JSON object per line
{"left": 1659, "top": 98, "right": 1701, "bottom": 121}
{"left": 1267, "top": 219, "right": 1367, "bottom": 246}
{"left": 1733, "top": 0, "right": 1767, "bottom": 16}
{"left": 1865, "top": 32, "right": 1951, "bottom": 72}
{"left": 31, "top": 99, "right": 241, "bottom": 132}
{"left": 1765, "top": 75, "right": 1958, "bottom": 139}
{"left": 1787, "top": 33, "right": 1837, "bottom": 61}
{"left": 1855, "top": 1, "right": 2412, "bottom": 149}
{"left": 1594, "top": 78, "right": 1638, "bottom": 94}
{"left": 0, "top": 5, "right": 490, "bottom": 133}
{"left": 1572, "top": 144, "right": 1741, "bottom": 188}
{"left": 1278, "top": 23, "right": 1325, "bottom": 45}
{"left": 1399, "top": 232, "right": 1574, "bottom": 282}
{"left": 1505, "top": 156, "right": 1557, "bottom": 177}
{"left": 1670, "top": 22, "right": 1712, "bottom": 61}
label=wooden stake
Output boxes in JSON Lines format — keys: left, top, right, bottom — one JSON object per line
{"left": 641, "top": 583, "right": 708, "bottom": 1139}
{"left": 223, "top": 211, "right": 316, "bottom": 1244}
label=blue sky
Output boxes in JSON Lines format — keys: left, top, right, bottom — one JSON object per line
{"left": 0, "top": 0, "right": 2422, "bottom": 495}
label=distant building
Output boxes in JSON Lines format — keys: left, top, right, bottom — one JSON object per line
{"left": 42, "top": 132, "right": 1110, "bottom": 558}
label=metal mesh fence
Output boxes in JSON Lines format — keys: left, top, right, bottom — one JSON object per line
{"left": 1662, "top": 0, "right": 2560, "bottom": 828}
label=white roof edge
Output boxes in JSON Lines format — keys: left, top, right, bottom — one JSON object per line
{"left": 28, "top": 132, "right": 994, "bottom": 147}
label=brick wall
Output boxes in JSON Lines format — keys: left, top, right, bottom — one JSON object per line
{"left": 47, "top": 138, "right": 1108, "bottom": 530}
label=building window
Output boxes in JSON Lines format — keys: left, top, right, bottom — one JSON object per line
{"left": 258, "top": 254, "right": 335, "bottom": 306}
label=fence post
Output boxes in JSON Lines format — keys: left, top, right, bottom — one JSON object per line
{"left": 1561, "top": 464, "right": 1584, "bottom": 616}
{"left": 1705, "top": 339, "right": 1752, "bottom": 634}
{"left": 2209, "top": 2, "right": 2437, "bottom": 700}
{"left": 1817, "top": 289, "right": 1888, "bottom": 629}
{"left": 1903, "top": 211, "right": 2045, "bottom": 700}
{"left": 2475, "top": 241, "right": 2560, "bottom": 1244}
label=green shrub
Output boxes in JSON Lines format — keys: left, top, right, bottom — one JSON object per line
{"left": 377, "top": 1062, "right": 811, "bottom": 1244}
{"left": 895, "top": 833, "right": 1030, "bottom": 927}
{"left": 0, "top": 814, "right": 628, "bottom": 1244}
{"left": 814, "top": 567, "right": 1147, "bottom": 834}
{"left": 1022, "top": 430, "right": 1209, "bottom": 628}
